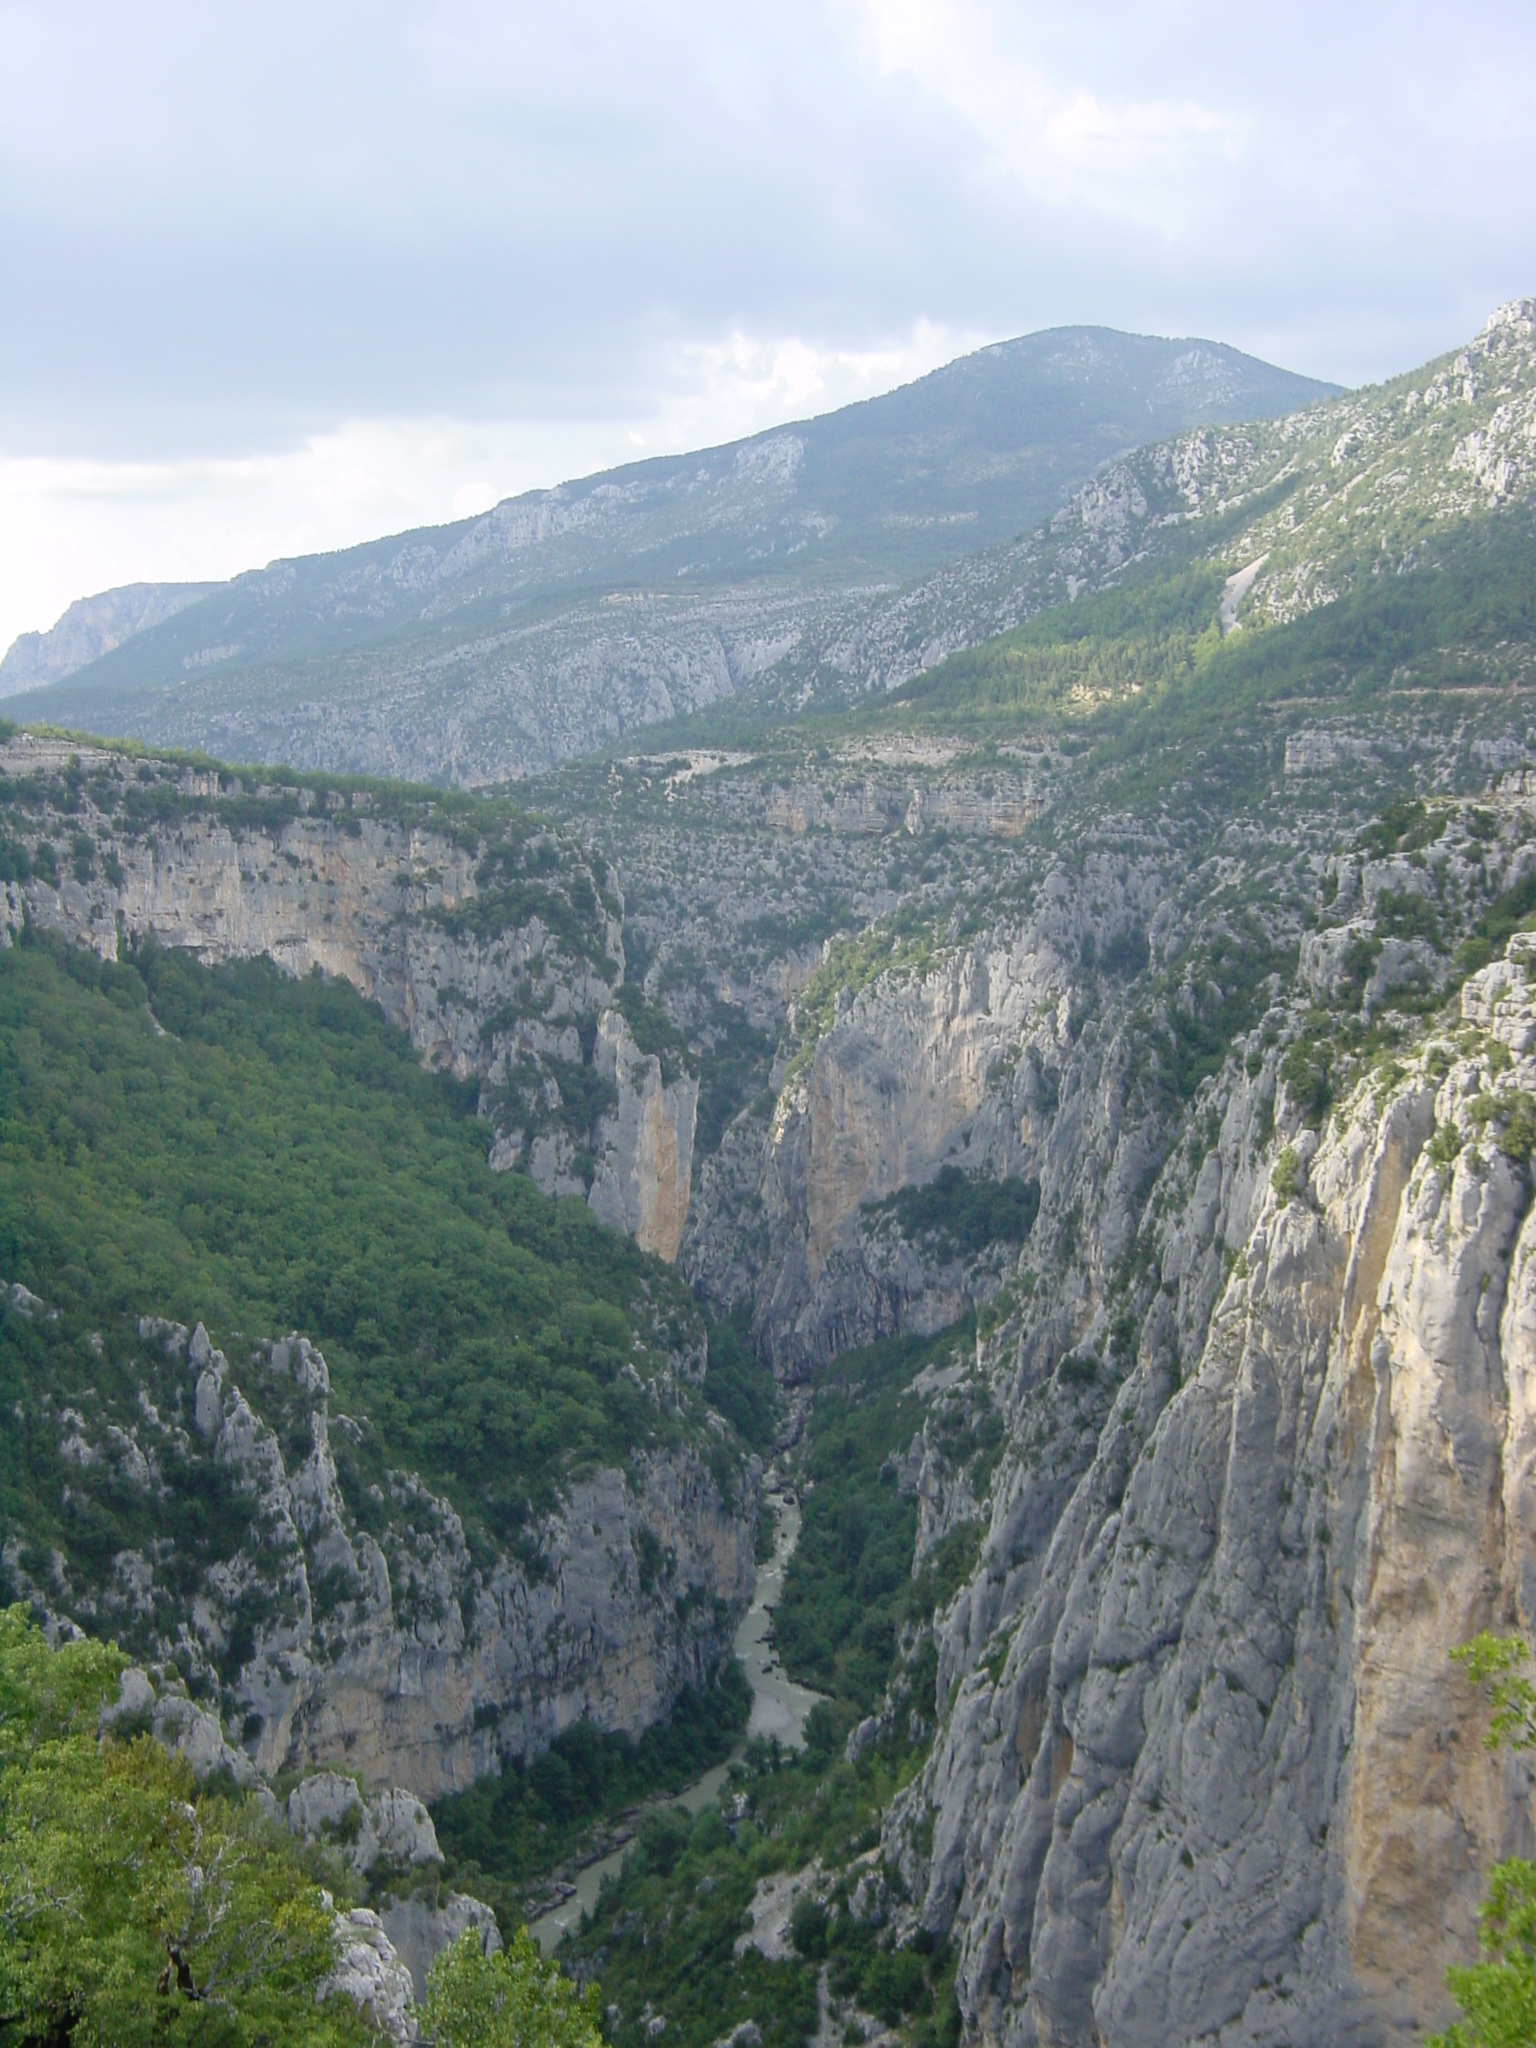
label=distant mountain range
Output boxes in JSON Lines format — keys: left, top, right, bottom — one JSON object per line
{"left": 4, "top": 328, "right": 1336, "bottom": 782}
{"left": 1, "top": 581, "right": 217, "bottom": 696}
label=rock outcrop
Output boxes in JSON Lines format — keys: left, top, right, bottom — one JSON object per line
{"left": 0, "top": 732, "right": 701, "bottom": 1258}
{"left": 881, "top": 950, "right": 1536, "bottom": 2046}
{"left": 8, "top": 1311, "right": 756, "bottom": 1802}
{"left": 322, "top": 1908, "right": 422, "bottom": 2046}
{"left": 380, "top": 1893, "right": 503, "bottom": 2002}
{"left": 587, "top": 1008, "right": 699, "bottom": 1261}
{"left": 95, "top": 1657, "right": 496, "bottom": 2045}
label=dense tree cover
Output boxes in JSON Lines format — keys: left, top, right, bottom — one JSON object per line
{"left": 0, "top": 932, "right": 713, "bottom": 1537}
{"left": 568, "top": 1747, "right": 958, "bottom": 2048}
{"left": 880, "top": 500, "right": 1536, "bottom": 753}
{"left": 0, "top": 1608, "right": 372, "bottom": 2048}
{"left": 700, "top": 1308, "right": 779, "bottom": 1457}
{"left": 890, "top": 562, "right": 1228, "bottom": 727}
{"left": 423, "top": 1928, "right": 600, "bottom": 2048}
{"left": 881, "top": 1166, "right": 1040, "bottom": 1259}
{"left": 777, "top": 1325, "right": 984, "bottom": 1715}
{"left": 430, "top": 1663, "right": 751, "bottom": 1932}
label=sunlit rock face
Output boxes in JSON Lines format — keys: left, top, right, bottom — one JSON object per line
{"left": 588, "top": 1007, "right": 699, "bottom": 1262}
{"left": 878, "top": 954, "right": 1536, "bottom": 2047}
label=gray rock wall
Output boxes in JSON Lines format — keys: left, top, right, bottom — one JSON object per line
{"left": 882, "top": 952, "right": 1536, "bottom": 2046}
{"left": 11, "top": 1314, "right": 756, "bottom": 1801}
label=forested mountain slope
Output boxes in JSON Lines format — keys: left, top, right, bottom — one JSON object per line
{"left": 10, "top": 329, "right": 1331, "bottom": 781}
{"left": 0, "top": 741, "right": 762, "bottom": 1804}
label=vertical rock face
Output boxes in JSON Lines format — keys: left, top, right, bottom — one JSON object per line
{"left": 682, "top": 866, "right": 1149, "bottom": 1375}
{"left": 588, "top": 1009, "right": 699, "bottom": 1262}
{"left": 0, "top": 734, "right": 706, "bottom": 1260}
{"left": 885, "top": 953, "right": 1536, "bottom": 2047}
{"left": 798, "top": 952, "right": 1002, "bottom": 1274}
{"left": 8, "top": 1316, "right": 757, "bottom": 1802}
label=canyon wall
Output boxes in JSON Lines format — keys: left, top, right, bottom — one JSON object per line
{"left": 4, "top": 1310, "right": 755, "bottom": 1801}
{"left": 0, "top": 732, "right": 697, "bottom": 1260}
{"left": 869, "top": 952, "right": 1536, "bottom": 2046}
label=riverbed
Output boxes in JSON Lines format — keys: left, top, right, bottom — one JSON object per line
{"left": 529, "top": 1481, "right": 821, "bottom": 1952}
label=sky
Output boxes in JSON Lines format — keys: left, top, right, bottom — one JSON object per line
{"left": 2, "top": 0, "right": 1534, "bottom": 659}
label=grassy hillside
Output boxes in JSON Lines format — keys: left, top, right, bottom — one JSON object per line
{"left": 881, "top": 497, "right": 1536, "bottom": 744}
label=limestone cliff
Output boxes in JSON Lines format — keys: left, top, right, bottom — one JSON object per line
{"left": 681, "top": 851, "right": 1170, "bottom": 1377}
{"left": 5, "top": 1310, "right": 756, "bottom": 1802}
{"left": 0, "top": 731, "right": 697, "bottom": 1259}
{"left": 871, "top": 953, "right": 1536, "bottom": 2046}
{"left": 647, "top": 722, "right": 1536, "bottom": 2039}
{"left": 588, "top": 1008, "right": 699, "bottom": 1261}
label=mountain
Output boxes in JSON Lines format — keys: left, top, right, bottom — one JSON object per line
{"left": 9, "top": 329, "right": 1334, "bottom": 782}
{"left": 8, "top": 304, "right": 1536, "bottom": 2045}
{"left": 737, "top": 295, "right": 1536, "bottom": 715}
{"left": 0, "top": 579, "right": 217, "bottom": 697}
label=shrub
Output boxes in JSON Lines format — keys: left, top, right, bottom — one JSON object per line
{"left": 1271, "top": 1147, "right": 1306, "bottom": 1204}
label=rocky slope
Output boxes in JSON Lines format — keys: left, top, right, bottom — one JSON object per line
{"left": 0, "top": 730, "right": 696, "bottom": 1257}
{"left": 19, "top": 303, "right": 1535, "bottom": 778}
{"left": 865, "top": 947, "right": 1536, "bottom": 2047}
{"left": 4, "top": 1299, "right": 755, "bottom": 1801}
{"left": 759, "top": 298, "right": 1536, "bottom": 711}
{"left": 94, "top": 1654, "right": 502, "bottom": 2042}
{"left": 12, "top": 330, "right": 1331, "bottom": 781}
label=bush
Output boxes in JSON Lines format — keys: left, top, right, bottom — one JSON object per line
{"left": 0, "top": 1606, "right": 372, "bottom": 2047}
{"left": 1270, "top": 1147, "right": 1306, "bottom": 1205}
{"left": 1427, "top": 1123, "right": 1464, "bottom": 1169}
{"left": 424, "top": 1928, "right": 601, "bottom": 2048}
{"left": 791, "top": 1895, "right": 830, "bottom": 1960}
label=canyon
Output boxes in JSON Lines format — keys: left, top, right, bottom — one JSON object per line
{"left": 8, "top": 305, "right": 1536, "bottom": 2043}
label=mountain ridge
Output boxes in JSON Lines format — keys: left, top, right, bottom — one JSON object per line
{"left": 8, "top": 326, "right": 1336, "bottom": 779}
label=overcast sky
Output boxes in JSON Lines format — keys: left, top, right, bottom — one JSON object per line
{"left": 2, "top": 0, "right": 1534, "bottom": 657}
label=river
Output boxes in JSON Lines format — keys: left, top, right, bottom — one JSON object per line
{"left": 529, "top": 1481, "right": 821, "bottom": 1952}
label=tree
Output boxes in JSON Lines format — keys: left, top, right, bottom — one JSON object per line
{"left": 422, "top": 1927, "right": 602, "bottom": 2048}
{"left": 1430, "top": 1634, "right": 1536, "bottom": 2048}
{"left": 0, "top": 1606, "right": 375, "bottom": 2047}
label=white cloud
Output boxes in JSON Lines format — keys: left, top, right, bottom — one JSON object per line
{"left": 2, "top": 1, "right": 1534, "bottom": 656}
{"left": 853, "top": 0, "right": 1248, "bottom": 227}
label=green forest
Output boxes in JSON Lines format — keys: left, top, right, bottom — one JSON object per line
{"left": 0, "top": 931, "right": 719, "bottom": 1544}
{"left": 0, "top": 1606, "right": 378, "bottom": 2046}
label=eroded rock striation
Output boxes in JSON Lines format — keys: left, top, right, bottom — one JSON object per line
{"left": 876, "top": 952, "right": 1536, "bottom": 2046}
{"left": 7, "top": 1312, "right": 755, "bottom": 1802}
